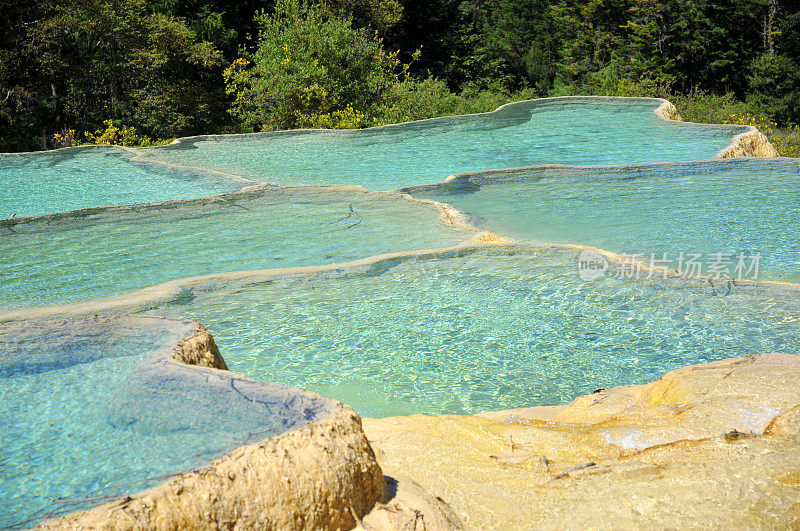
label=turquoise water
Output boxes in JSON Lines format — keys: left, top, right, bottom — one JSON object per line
{"left": 0, "top": 316, "right": 334, "bottom": 528}
{"left": 136, "top": 99, "right": 747, "bottom": 190}
{"left": 122, "top": 246, "right": 800, "bottom": 418}
{"left": 0, "top": 187, "right": 464, "bottom": 310}
{"left": 0, "top": 146, "right": 246, "bottom": 218}
{"left": 409, "top": 158, "right": 800, "bottom": 283}
{"left": 0, "top": 98, "right": 794, "bottom": 526}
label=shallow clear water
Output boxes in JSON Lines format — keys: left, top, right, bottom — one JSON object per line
{"left": 411, "top": 158, "right": 800, "bottom": 283}
{"left": 0, "top": 316, "right": 333, "bottom": 528}
{"left": 137, "top": 99, "right": 747, "bottom": 190}
{"left": 125, "top": 247, "right": 800, "bottom": 418}
{"left": 0, "top": 146, "right": 245, "bottom": 218}
{"left": 0, "top": 187, "right": 464, "bottom": 310}
{"left": 0, "top": 98, "right": 792, "bottom": 526}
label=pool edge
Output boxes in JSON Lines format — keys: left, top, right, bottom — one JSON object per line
{"left": 35, "top": 320, "right": 463, "bottom": 530}
{"left": 363, "top": 351, "right": 800, "bottom": 527}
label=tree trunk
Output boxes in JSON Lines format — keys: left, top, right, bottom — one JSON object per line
{"left": 50, "top": 81, "right": 63, "bottom": 131}
{"left": 764, "top": 0, "right": 778, "bottom": 56}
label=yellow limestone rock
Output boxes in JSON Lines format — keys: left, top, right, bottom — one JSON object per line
{"left": 363, "top": 353, "right": 800, "bottom": 528}
{"left": 718, "top": 130, "right": 780, "bottom": 158}
{"left": 470, "top": 231, "right": 515, "bottom": 245}
{"left": 171, "top": 323, "right": 228, "bottom": 370}
{"left": 40, "top": 407, "right": 386, "bottom": 530}
{"left": 655, "top": 101, "right": 683, "bottom": 122}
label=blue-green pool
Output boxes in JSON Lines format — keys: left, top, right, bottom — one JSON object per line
{"left": 117, "top": 246, "right": 800, "bottom": 417}
{"left": 136, "top": 98, "right": 748, "bottom": 190}
{"left": 0, "top": 186, "right": 465, "bottom": 310}
{"left": 0, "top": 97, "right": 794, "bottom": 527}
{"left": 407, "top": 158, "right": 800, "bottom": 283}
{"left": 0, "top": 316, "right": 334, "bottom": 528}
{"left": 0, "top": 146, "right": 248, "bottom": 218}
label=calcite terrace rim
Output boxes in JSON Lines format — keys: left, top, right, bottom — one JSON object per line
{"left": 0, "top": 96, "right": 791, "bottom": 526}
{"left": 4, "top": 238, "right": 800, "bottom": 325}
{"left": 4, "top": 157, "right": 800, "bottom": 322}
{"left": 130, "top": 96, "right": 769, "bottom": 186}
{"left": 0, "top": 96, "right": 776, "bottom": 224}
{"left": 0, "top": 96, "right": 747, "bottom": 155}
{"left": 1, "top": 314, "right": 384, "bottom": 529}
{"left": 0, "top": 143, "right": 263, "bottom": 189}
{"left": 142, "top": 96, "right": 749, "bottom": 147}
{"left": 0, "top": 182, "right": 466, "bottom": 228}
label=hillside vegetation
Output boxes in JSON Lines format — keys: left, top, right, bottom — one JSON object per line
{"left": 1, "top": 0, "right": 798, "bottom": 155}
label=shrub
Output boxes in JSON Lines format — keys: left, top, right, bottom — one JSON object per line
{"left": 224, "top": 0, "right": 427, "bottom": 131}
{"left": 52, "top": 120, "right": 171, "bottom": 148}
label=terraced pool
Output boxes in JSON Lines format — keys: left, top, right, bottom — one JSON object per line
{"left": 115, "top": 246, "right": 800, "bottom": 417}
{"left": 0, "top": 316, "right": 335, "bottom": 527}
{"left": 0, "top": 186, "right": 465, "bottom": 310}
{"left": 0, "top": 97, "right": 794, "bottom": 527}
{"left": 135, "top": 98, "right": 748, "bottom": 190}
{"left": 0, "top": 146, "right": 247, "bottom": 218}
{"left": 407, "top": 158, "right": 800, "bottom": 283}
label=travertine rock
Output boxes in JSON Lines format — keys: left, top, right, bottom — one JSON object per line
{"left": 361, "top": 475, "right": 464, "bottom": 530}
{"left": 364, "top": 353, "right": 800, "bottom": 528}
{"left": 655, "top": 101, "right": 683, "bottom": 122}
{"left": 718, "top": 130, "right": 780, "bottom": 158}
{"left": 37, "top": 319, "right": 461, "bottom": 531}
{"left": 171, "top": 323, "right": 228, "bottom": 370}
{"left": 485, "top": 352, "right": 800, "bottom": 450}
{"left": 40, "top": 406, "right": 385, "bottom": 530}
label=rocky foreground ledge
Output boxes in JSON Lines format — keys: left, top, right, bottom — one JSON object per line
{"left": 364, "top": 352, "right": 800, "bottom": 528}
{"left": 34, "top": 320, "right": 461, "bottom": 530}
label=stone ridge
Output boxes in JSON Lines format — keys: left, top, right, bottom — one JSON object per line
{"left": 171, "top": 323, "right": 228, "bottom": 370}
{"left": 718, "top": 130, "right": 780, "bottom": 158}
{"left": 40, "top": 407, "right": 386, "bottom": 529}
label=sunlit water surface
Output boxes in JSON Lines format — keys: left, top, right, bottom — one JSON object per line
{"left": 126, "top": 247, "right": 800, "bottom": 418}
{"left": 136, "top": 99, "right": 747, "bottom": 190}
{"left": 0, "top": 316, "right": 334, "bottom": 528}
{"left": 0, "top": 187, "right": 464, "bottom": 310}
{"left": 0, "top": 98, "right": 793, "bottom": 527}
{"left": 0, "top": 146, "right": 245, "bottom": 218}
{"left": 409, "top": 158, "right": 800, "bottom": 283}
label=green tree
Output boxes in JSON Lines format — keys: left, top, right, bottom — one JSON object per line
{"left": 550, "top": 0, "right": 630, "bottom": 90}
{"left": 0, "top": 0, "right": 53, "bottom": 151}
{"left": 224, "top": 0, "right": 442, "bottom": 130}
{"left": 467, "top": 0, "right": 557, "bottom": 92}
{"left": 0, "top": 0, "right": 228, "bottom": 149}
{"left": 747, "top": 53, "right": 800, "bottom": 124}
{"left": 623, "top": 0, "right": 766, "bottom": 93}
{"left": 323, "top": 0, "right": 403, "bottom": 31}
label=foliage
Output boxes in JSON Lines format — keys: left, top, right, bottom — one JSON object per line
{"left": 53, "top": 120, "right": 172, "bottom": 148}
{"left": 371, "top": 78, "right": 461, "bottom": 125}
{"left": 224, "top": 0, "right": 445, "bottom": 130}
{"left": 2, "top": 0, "right": 800, "bottom": 151}
{"left": 661, "top": 88, "right": 800, "bottom": 158}
{"left": 323, "top": 0, "right": 403, "bottom": 30}
{"left": 768, "top": 127, "right": 800, "bottom": 158}
{"left": 747, "top": 53, "right": 800, "bottom": 125}
{"left": 668, "top": 90, "right": 760, "bottom": 125}
{"left": 0, "top": 0, "right": 226, "bottom": 151}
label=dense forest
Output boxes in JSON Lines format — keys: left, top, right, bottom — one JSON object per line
{"left": 1, "top": 0, "right": 799, "bottom": 153}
